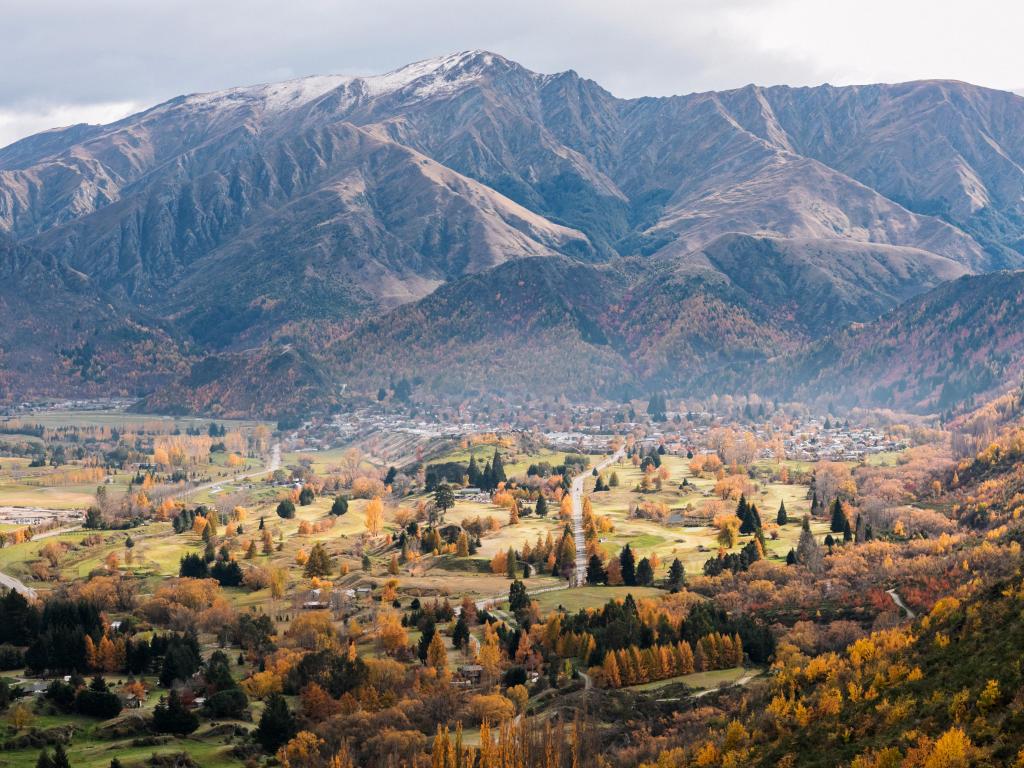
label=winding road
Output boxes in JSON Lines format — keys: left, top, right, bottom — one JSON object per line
{"left": 571, "top": 445, "right": 625, "bottom": 586}
{"left": 887, "top": 588, "right": 916, "bottom": 619}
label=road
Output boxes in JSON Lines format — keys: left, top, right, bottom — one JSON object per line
{"left": 463, "top": 582, "right": 572, "bottom": 618}
{"left": 570, "top": 445, "right": 626, "bottom": 586}
{"left": 0, "top": 570, "right": 36, "bottom": 600}
{"left": 887, "top": 588, "right": 916, "bottom": 619}
{"left": 176, "top": 442, "right": 281, "bottom": 500}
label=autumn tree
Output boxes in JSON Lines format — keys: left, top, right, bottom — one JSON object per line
{"left": 364, "top": 497, "right": 384, "bottom": 536}
{"left": 426, "top": 631, "right": 448, "bottom": 675}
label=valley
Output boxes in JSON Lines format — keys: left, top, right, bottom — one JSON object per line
{"left": 0, "top": 390, "right": 1020, "bottom": 766}
{"left": 1, "top": 42, "right": 1024, "bottom": 768}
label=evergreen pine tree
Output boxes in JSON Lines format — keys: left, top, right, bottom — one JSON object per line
{"left": 303, "top": 543, "right": 334, "bottom": 578}
{"left": 255, "top": 693, "right": 296, "bottom": 753}
{"left": 534, "top": 495, "right": 548, "bottom": 517}
{"left": 666, "top": 558, "right": 685, "bottom": 592}
{"left": 619, "top": 544, "right": 637, "bottom": 586}
{"left": 636, "top": 557, "right": 654, "bottom": 586}
{"left": 152, "top": 689, "right": 199, "bottom": 735}
{"left": 586, "top": 554, "right": 606, "bottom": 585}
{"left": 830, "top": 498, "right": 847, "bottom": 533}
{"left": 735, "top": 494, "right": 749, "bottom": 521}
{"left": 490, "top": 449, "right": 506, "bottom": 485}
{"left": 777, "top": 500, "right": 788, "bottom": 525}
{"left": 452, "top": 616, "right": 470, "bottom": 651}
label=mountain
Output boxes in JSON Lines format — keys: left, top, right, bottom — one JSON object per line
{"left": 4, "top": 52, "right": 1024, "bottom": 412}
{"left": 772, "top": 269, "right": 1024, "bottom": 412}
{"left": 0, "top": 235, "right": 186, "bottom": 402}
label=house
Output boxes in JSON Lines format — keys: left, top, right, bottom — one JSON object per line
{"left": 121, "top": 693, "right": 143, "bottom": 709}
{"left": 458, "top": 664, "right": 483, "bottom": 684}
{"left": 302, "top": 588, "right": 329, "bottom": 610}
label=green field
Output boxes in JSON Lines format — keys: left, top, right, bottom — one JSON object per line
{"left": 626, "top": 666, "right": 756, "bottom": 693}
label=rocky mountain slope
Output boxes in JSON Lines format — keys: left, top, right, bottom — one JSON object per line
{"left": 770, "top": 269, "right": 1024, "bottom": 412}
{"left": 4, "top": 52, "right": 1024, "bottom": 413}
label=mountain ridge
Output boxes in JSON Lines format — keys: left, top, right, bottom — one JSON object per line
{"left": 4, "top": 52, "right": 1024, "bottom": 413}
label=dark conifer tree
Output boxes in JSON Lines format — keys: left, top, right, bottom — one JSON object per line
{"left": 830, "top": 498, "right": 847, "bottom": 533}
{"left": 255, "top": 693, "right": 296, "bottom": 752}
{"left": 666, "top": 558, "right": 685, "bottom": 592}
{"left": 777, "top": 500, "right": 788, "bottom": 525}
{"left": 636, "top": 557, "right": 654, "bottom": 586}
{"left": 534, "top": 495, "right": 548, "bottom": 517}
{"left": 619, "top": 544, "right": 637, "bottom": 586}
{"left": 490, "top": 449, "right": 506, "bottom": 486}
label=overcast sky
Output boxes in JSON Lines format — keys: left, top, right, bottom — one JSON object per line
{"left": 2, "top": 0, "right": 1022, "bottom": 147}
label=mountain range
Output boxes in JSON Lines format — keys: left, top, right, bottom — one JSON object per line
{"left": 2, "top": 51, "right": 1024, "bottom": 415}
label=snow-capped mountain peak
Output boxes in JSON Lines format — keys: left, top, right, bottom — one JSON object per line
{"left": 180, "top": 50, "right": 508, "bottom": 114}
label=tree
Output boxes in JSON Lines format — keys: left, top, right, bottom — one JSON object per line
{"left": 364, "top": 497, "right": 384, "bottom": 536}
{"left": 830, "top": 498, "right": 847, "bottom": 533}
{"left": 8, "top": 701, "right": 33, "bottom": 729}
{"left": 277, "top": 500, "right": 296, "bottom": 519}
{"left": 303, "top": 543, "right": 333, "bottom": 578}
{"left": 76, "top": 675, "right": 123, "bottom": 719}
{"left": 586, "top": 554, "right": 606, "bottom": 585}
{"left": 152, "top": 689, "right": 199, "bottom": 734}
{"left": 330, "top": 495, "right": 349, "bottom": 516}
{"left": 739, "top": 502, "right": 762, "bottom": 535}
{"left": 426, "top": 632, "right": 448, "bottom": 674}
{"left": 487, "top": 449, "right": 506, "bottom": 489}
{"left": 178, "top": 553, "right": 209, "bottom": 578}
{"left": 505, "top": 547, "right": 517, "bottom": 580}
{"left": 508, "top": 580, "right": 530, "bottom": 625}
{"left": 256, "top": 693, "right": 297, "bottom": 753}
{"left": 417, "top": 618, "right": 437, "bottom": 664}
{"left": 666, "top": 558, "right": 685, "bottom": 592}
{"left": 619, "top": 544, "right": 637, "bottom": 586}
{"left": 777, "top": 500, "right": 788, "bottom": 526}
{"left": 452, "top": 616, "right": 470, "bottom": 651}
{"left": 84, "top": 506, "right": 104, "bottom": 530}
{"left": 636, "top": 557, "right": 654, "bottom": 586}
{"left": 717, "top": 519, "right": 739, "bottom": 549}
{"left": 796, "top": 517, "right": 824, "bottom": 573}
{"left": 433, "top": 484, "right": 455, "bottom": 520}
{"left": 298, "top": 486, "right": 314, "bottom": 506}
{"left": 534, "top": 495, "right": 548, "bottom": 517}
